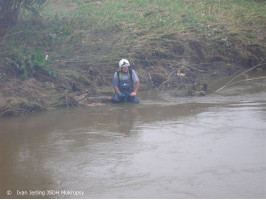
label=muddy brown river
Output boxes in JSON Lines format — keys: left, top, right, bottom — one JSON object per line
{"left": 0, "top": 73, "right": 266, "bottom": 198}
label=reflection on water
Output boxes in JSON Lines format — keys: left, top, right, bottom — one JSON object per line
{"left": 0, "top": 75, "right": 266, "bottom": 198}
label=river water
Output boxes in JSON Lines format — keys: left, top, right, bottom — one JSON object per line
{"left": 1, "top": 73, "right": 266, "bottom": 198}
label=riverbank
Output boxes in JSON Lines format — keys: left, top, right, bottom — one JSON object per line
{"left": 0, "top": 0, "right": 265, "bottom": 117}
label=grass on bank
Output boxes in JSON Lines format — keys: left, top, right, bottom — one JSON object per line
{"left": 0, "top": 0, "right": 265, "bottom": 116}
{"left": 0, "top": 0, "right": 265, "bottom": 81}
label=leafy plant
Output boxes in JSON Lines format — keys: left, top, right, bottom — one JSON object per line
{"left": 5, "top": 48, "right": 57, "bottom": 79}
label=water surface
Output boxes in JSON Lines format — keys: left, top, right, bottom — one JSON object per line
{"left": 0, "top": 74, "right": 266, "bottom": 198}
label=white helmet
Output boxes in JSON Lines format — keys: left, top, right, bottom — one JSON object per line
{"left": 119, "top": 59, "right": 130, "bottom": 70}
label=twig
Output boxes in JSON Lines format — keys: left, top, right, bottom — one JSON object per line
{"left": 215, "top": 76, "right": 266, "bottom": 92}
{"left": 186, "top": 65, "right": 208, "bottom": 73}
{"left": 63, "top": 60, "right": 87, "bottom": 63}
{"left": 0, "top": 31, "right": 24, "bottom": 41}
{"left": 214, "top": 62, "right": 266, "bottom": 93}
{"left": 157, "top": 69, "right": 177, "bottom": 90}
{"left": 219, "top": 76, "right": 266, "bottom": 92}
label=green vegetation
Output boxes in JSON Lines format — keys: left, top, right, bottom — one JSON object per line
{"left": 5, "top": 47, "right": 57, "bottom": 79}
{"left": 0, "top": 0, "right": 265, "bottom": 116}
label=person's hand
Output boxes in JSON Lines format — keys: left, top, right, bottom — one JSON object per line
{"left": 118, "top": 92, "right": 126, "bottom": 98}
{"left": 130, "top": 92, "right": 136, "bottom": 96}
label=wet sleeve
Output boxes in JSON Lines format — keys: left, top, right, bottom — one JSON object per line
{"left": 113, "top": 72, "right": 119, "bottom": 87}
{"left": 132, "top": 70, "right": 139, "bottom": 84}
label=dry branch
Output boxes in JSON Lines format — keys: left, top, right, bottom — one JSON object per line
{"left": 214, "top": 62, "right": 266, "bottom": 93}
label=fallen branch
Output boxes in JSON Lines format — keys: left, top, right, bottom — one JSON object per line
{"left": 214, "top": 76, "right": 266, "bottom": 93}
{"left": 214, "top": 62, "right": 266, "bottom": 93}
{"left": 0, "top": 31, "right": 24, "bottom": 42}
{"left": 63, "top": 60, "right": 86, "bottom": 64}
{"left": 186, "top": 65, "right": 208, "bottom": 73}
{"left": 157, "top": 69, "right": 178, "bottom": 90}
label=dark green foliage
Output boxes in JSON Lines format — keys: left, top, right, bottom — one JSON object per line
{"left": 5, "top": 48, "right": 57, "bottom": 79}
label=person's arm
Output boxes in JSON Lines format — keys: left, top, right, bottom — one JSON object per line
{"left": 113, "top": 72, "right": 121, "bottom": 94}
{"left": 114, "top": 86, "right": 126, "bottom": 98}
{"left": 130, "top": 81, "right": 140, "bottom": 96}
{"left": 130, "top": 70, "right": 140, "bottom": 96}
{"left": 114, "top": 86, "right": 120, "bottom": 94}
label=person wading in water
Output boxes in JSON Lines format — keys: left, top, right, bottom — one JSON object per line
{"left": 112, "top": 59, "right": 140, "bottom": 103}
